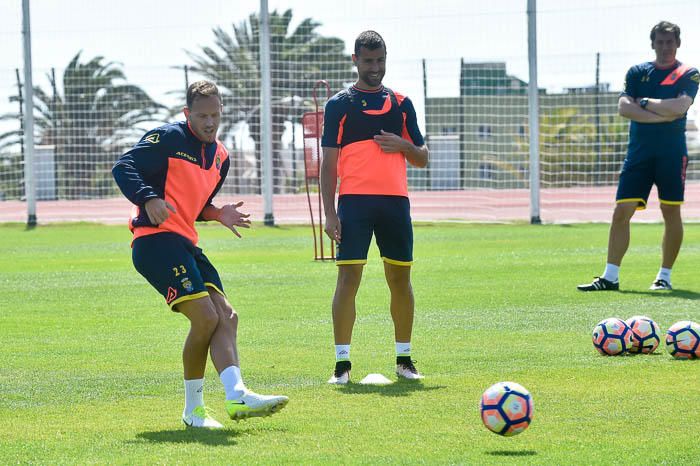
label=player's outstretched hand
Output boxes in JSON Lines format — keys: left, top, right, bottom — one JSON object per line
{"left": 218, "top": 201, "right": 251, "bottom": 238}
{"left": 374, "top": 130, "right": 408, "bottom": 153}
{"left": 144, "top": 198, "right": 176, "bottom": 225}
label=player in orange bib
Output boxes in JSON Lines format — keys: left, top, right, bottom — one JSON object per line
{"left": 321, "top": 31, "right": 430, "bottom": 384}
{"left": 113, "top": 80, "right": 287, "bottom": 428}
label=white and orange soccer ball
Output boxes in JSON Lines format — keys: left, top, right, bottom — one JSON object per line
{"left": 480, "top": 382, "right": 534, "bottom": 436}
{"left": 665, "top": 321, "right": 700, "bottom": 360}
{"left": 625, "top": 316, "right": 661, "bottom": 354}
{"left": 592, "top": 318, "right": 633, "bottom": 356}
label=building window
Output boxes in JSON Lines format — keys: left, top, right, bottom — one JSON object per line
{"left": 477, "top": 125, "right": 492, "bottom": 139}
{"left": 442, "top": 126, "right": 458, "bottom": 134}
{"left": 479, "top": 162, "right": 494, "bottom": 180}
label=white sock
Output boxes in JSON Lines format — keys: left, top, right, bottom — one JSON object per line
{"left": 335, "top": 344, "right": 351, "bottom": 361}
{"left": 656, "top": 267, "right": 672, "bottom": 283}
{"left": 184, "top": 378, "right": 204, "bottom": 416}
{"left": 220, "top": 366, "right": 246, "bottom": 401}
{"left": 602, "top": 263, "right": 619, "bottom": 283}
{"left": 396, "top": 342, "right": 411, "bottom": 357}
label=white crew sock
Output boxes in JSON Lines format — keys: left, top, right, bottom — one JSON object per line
{"left": 602, "top": 263, "right": 620, "bottom": 283}
{"left": 335, "top": 344, "right": 351, "bottom": 361}
{"left": 396, "top": 342, "right": 411, "bottom": 357}
{"left": 220, "top": 366, "right": 246, "bottom": 401}
{"left": 656, "top": 267, "right": 672, "bottom": 283}
{"left": 184, "top": 378, "right": 204, "bottom": 416}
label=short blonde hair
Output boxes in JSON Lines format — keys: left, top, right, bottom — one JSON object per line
{"left": 186, "top": 80, "right": 221, "bottom": 108}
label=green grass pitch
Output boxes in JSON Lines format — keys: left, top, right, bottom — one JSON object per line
{"left": 1, "top": 222, "right": 699, "bottom": 464}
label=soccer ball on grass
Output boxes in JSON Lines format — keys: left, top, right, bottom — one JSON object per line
{"left": 592, "top": 317, "right": 633, "bottom": 356}
{"left": 625, "top": 315, "right": 661, "bottom": 354}
{"left": 480, "top": 382, "right": 533, "bottom": 436}
{"left": 665, "top": 321, "right": 700, "bottom": 359}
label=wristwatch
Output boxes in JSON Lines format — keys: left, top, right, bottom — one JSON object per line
{"left": 640, "top": 97, "right": 649, "bottom": 109}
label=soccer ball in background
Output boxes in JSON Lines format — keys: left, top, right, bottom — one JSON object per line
{"left": 665, "top": 321, "right": 700, "bottom": 360}
{"left": 592, "top": 318, "right": 634, "bottom": 356}
{"left": 480, "top": 382, "right": 534, "bottom": 436}
{"left": 625, "top": 316, "right": 661, "bottom": 354}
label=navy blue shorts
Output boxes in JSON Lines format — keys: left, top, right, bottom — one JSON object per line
{"left": 336, "top": 194, "right": 413, "bottom": 266}
{"left": 616, "top": 135, "right": 687, "bottom": 209}
{"left": 132, "top": 232, "right": 224, "bottom": 310}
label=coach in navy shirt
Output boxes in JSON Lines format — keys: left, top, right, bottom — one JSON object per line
{"left": 579, "top": 21, "right": 699, "bottom": 292}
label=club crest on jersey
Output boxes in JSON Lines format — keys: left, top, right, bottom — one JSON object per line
{"left": 216, "top": 155, "right": 221, "bottom": 170}
{"left": 361, "top": 99, "right": 367, "bottom": 107}
{"left": 181, "top": 277, "right": 193, "bottom": 292}
{"left": 145, "top": 133, "right": 160, "bottom": 144}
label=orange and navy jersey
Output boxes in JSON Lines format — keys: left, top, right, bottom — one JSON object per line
{"left": 321, "top": 85, "right": 425, "bottom": 196}
{"left": 112, "top": 121, "right": 230, "bottom": 246}
{"left": 622, "top": 61, "right": 699, "bottom": 138}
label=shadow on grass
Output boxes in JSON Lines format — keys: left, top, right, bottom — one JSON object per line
{"left": 336, "top": 379, "right": 446, "bottom": 397}
{"left": 618, "top": 288, "right": 700, "bottom": 300}
{"left": 486, "top": 450, "right": 537, "bottom": 457}
{"left": 133, "top": 428, "right": 243, "bottom": 446}
{"left": 627, "top": 351, "right": 664, "bottom": 357}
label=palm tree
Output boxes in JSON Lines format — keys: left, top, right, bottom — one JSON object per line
{"left": 186, "top": 9, "right": 354, "bottom": 193}
{"left": 0, "top": 52, "right": 166, "bottom": 199}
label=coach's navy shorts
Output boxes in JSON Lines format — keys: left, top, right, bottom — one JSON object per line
{"left": 616, "top": 135, "right": 687, "bottom": 210}
{"left": 336, "top": 194, "right": 413, "bottom": 266}
{"left": 132, "top": 232, "right": 224, "bottom": 310}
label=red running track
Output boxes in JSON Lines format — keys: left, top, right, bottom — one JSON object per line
{"left": 2, "top": 184, "right": 700, "bottom": 225}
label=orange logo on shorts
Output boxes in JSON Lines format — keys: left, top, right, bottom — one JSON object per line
{"left": 166, "top": 287, "right": 178, "bottom": 304}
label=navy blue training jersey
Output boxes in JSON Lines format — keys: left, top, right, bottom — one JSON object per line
{"left": 622, "top": 61, "right": 699, "bottom": 139}
{"left": 320, "top": 85, "right": 425, "bottom": 196}
{"left": 112, "top": 121, "right": 230, "bottom": 245}
{"left": 321, "top": 85, "right": 425, "bottom": 149}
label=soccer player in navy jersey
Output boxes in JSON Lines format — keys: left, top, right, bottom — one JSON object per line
{"left": 578, "top": 21, "right": 699, "bottom": 292}
{"left": 321, "top": 31, "right": 430, "bottom": 383}
{"left": 112, "top": 80, "right": 287, "bottom": 428}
